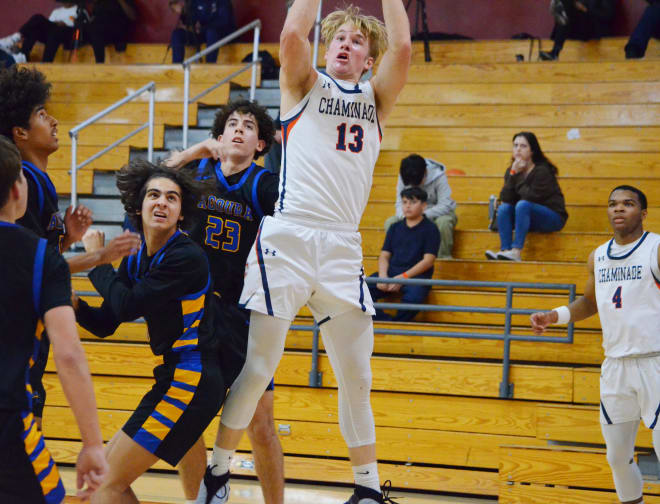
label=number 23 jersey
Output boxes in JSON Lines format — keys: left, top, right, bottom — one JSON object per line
{"left": 594, "top": 231, "right": 660, "bottom": 357}
{"left": 277, "top": 71, "right": 382, "bottom": 229}
{"left": 188, "top": 159, "right": 279, "bottom": 304}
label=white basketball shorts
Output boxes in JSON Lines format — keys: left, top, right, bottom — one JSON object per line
{"left": 599, "top": 354, "right": 660, "bottom": 429}
{"left": 239, "top": 216, "right": 375, "bottom": 322}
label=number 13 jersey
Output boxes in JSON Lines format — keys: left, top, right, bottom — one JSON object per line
{"left": 277, "top": 71, "right": 382, "bottom": 229}
{"left": 594, "top": 231, "right": 660, "bottom": 357}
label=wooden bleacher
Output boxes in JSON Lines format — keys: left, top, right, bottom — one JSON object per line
{"left": 30, "top": 38, "right": 660, "bottom": 65}
{"left": 29, "top": 38, "right": 660, "bottom": 501}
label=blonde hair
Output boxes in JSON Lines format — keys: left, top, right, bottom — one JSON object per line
{"left": 321, "top": 5, "right": 388, "bottom": 61}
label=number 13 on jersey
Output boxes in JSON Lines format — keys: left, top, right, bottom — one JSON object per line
{"left": 336, "top": 123, "right": 364, "bottom": 153}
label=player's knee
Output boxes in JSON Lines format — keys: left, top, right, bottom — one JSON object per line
{"left": 340, "top": 368, "right": 372, "bottom": 400}
{"left": 606, "top": 443, "right": 634, "bottom": 469}
{"left": 247, "top": 413, "right": 276, "bottom": 446}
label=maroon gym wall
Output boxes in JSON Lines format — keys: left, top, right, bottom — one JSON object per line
{"left": 0, "top": 1, "right": 648, "bottom": 45}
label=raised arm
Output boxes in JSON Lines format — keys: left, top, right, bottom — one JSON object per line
{"left": 164, "top": 138, "right": 226, "bottom": 169}
{"left": 371, "top": 0, "right": 412, "bottom": 123}
{"left": 530, "top": 250, "right": 599, "bottom": 334}
{"left": 279, "top": 0, "right": 320, "bottom": 113}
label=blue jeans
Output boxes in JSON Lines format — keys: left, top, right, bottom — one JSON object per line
{"left": 368, "top": 273, "right": 430, "bottom": 322}
{"left": 497, "top": 200, "right": 564, "bottom": 250}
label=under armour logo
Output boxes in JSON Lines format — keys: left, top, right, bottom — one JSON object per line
{"left": 263, "top": 248, "right": 277, "bottom": 257}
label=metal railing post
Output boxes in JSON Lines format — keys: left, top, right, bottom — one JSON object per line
{"left": 499, "top": 286, "right": 514, "bottom": 398}
{"left": 308, "top": 324, "right": 322, "bottom": 387}
{"left": 249, "top": 24, "right": 260, "bottom": 101}
{"left": 148, "top": 83, "right": 155, "bottom": 162}
{"left": 68, "top": 81, "right": 156, "bottom": 207}
{"left": 312, "top": 0, "right": 323, "bottom": 69}
{"left": 182, "top": 65, "right": 190, "bottom": 150}
{"left": 70, "top": 133, "right": 78, "bottom": 209}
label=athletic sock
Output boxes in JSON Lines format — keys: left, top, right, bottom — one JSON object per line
{"left": 352, "top": 462, "right": 380, "bottom": 493}
{"left": 210, "top": 446, "right": 234, "bottom": 476}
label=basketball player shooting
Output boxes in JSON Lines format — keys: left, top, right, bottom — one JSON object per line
{"left": 193, "top": 1, "right": 412, "bottom": 504}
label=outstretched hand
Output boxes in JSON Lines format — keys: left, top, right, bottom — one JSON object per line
{"left": 64, "top": 205, "right": 93, "bottom": 244}
{"left": 101, "top": 230, "right": 141, "bottom": 264}
{"left": 530, "top": 310, "right": 558, "bottom": 335}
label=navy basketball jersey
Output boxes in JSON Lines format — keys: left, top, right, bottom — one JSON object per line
{"left": 16, "top": 161, "right": 64, "bottom": 251}
{"left": 0, "top": 223, "right": 71, "bottom": 412}
{"left": 188, "top": 158, "right": 279, "bottom": 304}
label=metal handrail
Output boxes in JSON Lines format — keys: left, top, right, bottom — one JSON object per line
{"left": 182, "top": 19, "right": 262, "bottom": 149}
{"left": 69, "top": 81, "right": 155, "bottom": 208}
{"left": 75, "top": 272, "right": 577, "bottom": 399}
{"left": 312, "top": 0, "right": 323, "bottom": 69}
{"left": 296, "top": 276, "right": 576, "bottom": 397}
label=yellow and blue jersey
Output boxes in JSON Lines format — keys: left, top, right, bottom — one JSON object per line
{"left": 76, "top": 230, "right": 217, "bottom": 355}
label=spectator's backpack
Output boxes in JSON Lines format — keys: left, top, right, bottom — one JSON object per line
{"left": 242, "top": 50, "right": 278, "bottom": 80}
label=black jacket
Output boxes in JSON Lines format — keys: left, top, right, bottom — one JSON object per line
{"left": 499, "top": 161, "right": 569, "bottom": 224}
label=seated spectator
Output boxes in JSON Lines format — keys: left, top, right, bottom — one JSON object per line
{"left": 0, "top": 2, "right": 79, "bottom": 63}
{"left": 539, "top": 0, "right": 615, "bottom": 60}
{"left": 625, "top": 0, "right": 660, "bottom": 59}
{"left": 369, "top": 187, "right": 440, "bottom": 322}
{"left": 485, "top": 132, "right": 568, "bottom": 262}
{"left": 83, "top": 0, "right": 136, "bottom": 63}
{"left": 384, "top": 154, "right": 456, "bottom": 258}
{"left": 169, "top": 0, "right": 236, "bottom": 64}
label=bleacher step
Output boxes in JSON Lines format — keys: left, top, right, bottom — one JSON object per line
{"left": 163, "top": 126, "right": 211, "bottom": 150}
{"left": 229, "top": 86, "right": 280, "bottom": 108}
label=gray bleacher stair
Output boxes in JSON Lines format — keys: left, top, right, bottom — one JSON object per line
{"left": 128, "top": 147, "right": 172, "bottom": 164}
{"left": 60, "top": 195, "right": 123, "bottom": 224}
{"left": 163, "top": 126, "right": 211, "bottom": 150}
{"left": 229, "top": 86, "right": 280, "bottom": 108}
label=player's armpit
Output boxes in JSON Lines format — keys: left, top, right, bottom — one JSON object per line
{"left": 568, "top": 250, "right": 598, "bottom": 322}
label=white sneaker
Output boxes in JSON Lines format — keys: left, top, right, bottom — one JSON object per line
{"left": 485, "top": 249, "right": 500, "bottom": 260}
{"left": 496, "top": 249, "right": 521, "bottom": 261}
{"left": 12, "top": 52, "right": 26, "bottom": 64}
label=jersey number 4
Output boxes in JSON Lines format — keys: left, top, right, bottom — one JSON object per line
{"left": 336, "top": 123, "right": 364, "bottom": 153}
{"left": 612, "top": 285, "right": 623, "bottom": 309}
{"left": 205, "top": 215, "right": 240, "bottom": 252}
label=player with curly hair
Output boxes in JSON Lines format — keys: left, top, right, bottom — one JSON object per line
{"left": 0, "top": 65, "right": 141, "bottom": 430}
{"left": 74, "top": 160, "right": 226, "bottom": 504}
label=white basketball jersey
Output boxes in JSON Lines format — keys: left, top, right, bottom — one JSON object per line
{"left": 276, "top": 71, "right": 382, "bottom": 229}
{"left": 594, "top": 231, "right": 660, "bottom": 357}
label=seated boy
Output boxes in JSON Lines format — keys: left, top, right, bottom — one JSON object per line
{"left": 369, "top": 187, "right": 440, "bottom": 322}
{"left": 384, "top": 154, "right": 456, "bottom": 258}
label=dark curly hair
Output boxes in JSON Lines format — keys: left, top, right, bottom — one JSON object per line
{"left": 116, "top": 160, "right": 212, "bottom": 233}
{"left": 0, "top": 66, "right": 52, "bottom": 140}
{"left": 0, "top": 136, "right": 22, "bottom": 208}
{"left": 211, "top": 100, "right": 275, "bottom": 159}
